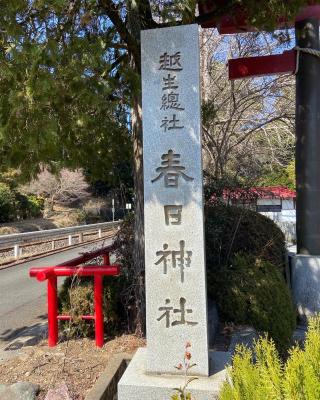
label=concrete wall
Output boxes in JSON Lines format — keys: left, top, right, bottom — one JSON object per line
{"left": 257, "top": 198, "right": 281, "bottom": 206}
{"left": 282, "top": 199, "right": 295, "bottom": 210}
{"left": 260, "top": 211, "right": 296, "bottom": 243}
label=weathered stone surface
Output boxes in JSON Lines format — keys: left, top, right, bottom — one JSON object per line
{"left": 85, "top": 353, "right": 132, "bottom": 400}
{"left": 0, "top": 382, "right": 39, "bottom": 400}
{"left": 141, "top": 23, "right": 209, "bottom": 376}
{"left": 291, "top": 254, "right": 320, "bottom": 322}
{"left": 118, "top": 348, "right": 230, "bottom": 400}
{"left": 44, "top": 383, "right": 71, "bottom": 400}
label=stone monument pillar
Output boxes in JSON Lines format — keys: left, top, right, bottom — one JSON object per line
{"left": 142, "top": 23, "right": 209, "bottom": 377}
{"left": 118, "top": 24, "right": 228, "bottom": 400}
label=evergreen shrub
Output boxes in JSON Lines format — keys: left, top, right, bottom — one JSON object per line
{"left": 205, "top": 204, "right": 286, "bottom": 271}
{"left": 205, "top": 204, "right": 295, "bottom": 351}
{"left": 213, "top": 253, "right": 295, "bottom": 350}
{"left": 219, "top": 315, "right": 320, "bottom": 400}
{"left": 15, "top": 193, "right": 44, "bottom": 219}
{"left": 0, "top": 183, "right": 16, "bottom": 222}
{"left": 0, "top": 181, "right": 44, "bottom": 222}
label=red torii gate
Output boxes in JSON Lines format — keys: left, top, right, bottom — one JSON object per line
{"left": 30, "top": 246, "right": 120, "bottom": 347}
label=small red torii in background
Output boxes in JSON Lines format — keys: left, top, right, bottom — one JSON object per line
{"left": 29, "top": 246, "right": 120, "bottom": 348}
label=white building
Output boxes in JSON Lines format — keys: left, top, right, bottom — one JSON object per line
{"left": 223, "top": 186, "right": 296, "bottom": 222}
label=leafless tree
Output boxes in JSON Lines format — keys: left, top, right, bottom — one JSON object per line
{"left": 200, "top": 29, "right": 295, "bottom": 181}
{"left": 20, "top": 168, "right": 90, "bottom": 210}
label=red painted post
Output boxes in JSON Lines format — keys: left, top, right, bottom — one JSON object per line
{"left": 103, "top": 252, "right": 110, "bottom": 266}
{"left": 94, "top": 274, "right": 104, "bottom": 347}
{"left": 48, "top": 276, "right": 58, "bottom": 347}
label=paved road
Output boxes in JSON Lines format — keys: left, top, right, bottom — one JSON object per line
{"left": 0, "top": 238, "right": 113, "bottom": 351}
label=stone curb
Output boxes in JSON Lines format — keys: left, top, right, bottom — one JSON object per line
{"left": 85, "top": 352, "right": 133, "bottom": 400}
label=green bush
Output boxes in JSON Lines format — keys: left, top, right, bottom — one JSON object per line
{"left": 0, "top": 169, "right": 22, "bottom": 190}
{"left": 0, "top": 183, "right": 16, "bottom": 222}
{"left": 15, "top": 193, "right": 44, "bottom": 219}
{"left": 0, "top": 183, "right": 44, "bottom": 222}
{"left": 219, "top": 316, "right": 320, "bottom": 400}
{"left": 26, "top": 194, "right": 44, "bottom": 217}
{"left": 205, "top": 204, "right": 286, "bottom": 271}
{"left": 259, "top": 160, "right": 295, "bottom": 190}
{"left": 213, "top": 253, "right": 295, "bottom": 350}
{"left": 205, "top": 204, "right": 295, "bottom": 351}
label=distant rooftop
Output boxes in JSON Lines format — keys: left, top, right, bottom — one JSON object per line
{"left": 220, "top": 186, "right": 296, "bottom": 201}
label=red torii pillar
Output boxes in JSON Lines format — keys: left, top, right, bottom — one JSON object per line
{"left": 227, "top": 12, "right": 320, "bottom": 321}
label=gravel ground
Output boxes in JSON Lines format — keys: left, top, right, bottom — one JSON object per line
{"left": 0, "top": 335, "right": 145, "bottom": 399}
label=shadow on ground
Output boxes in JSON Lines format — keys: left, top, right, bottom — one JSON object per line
{"left": 0, "top": 314, "right": 47, "bottom": 351}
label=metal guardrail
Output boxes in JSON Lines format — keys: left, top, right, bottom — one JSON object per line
{"left": 0, "top": 221, "right": 121, "bottom": 260}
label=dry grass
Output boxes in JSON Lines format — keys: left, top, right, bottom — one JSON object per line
{"left": 0, "top": 226, "right": 20, "bottom": 235}
{"left": 0, "top": 218, "right": 57, "bottom": 234}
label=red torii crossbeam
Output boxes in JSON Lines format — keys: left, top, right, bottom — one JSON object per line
{"left": 228, "top": 50, "right": 296, "bottom": 80}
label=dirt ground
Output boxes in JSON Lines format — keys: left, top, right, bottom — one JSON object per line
{"left": 0, "top": 335, "right": 145, "bottom": 399}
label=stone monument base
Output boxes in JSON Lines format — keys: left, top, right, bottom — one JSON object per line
{"left": 118, "top": 348, "right": 230, "bottom": 400}
{"left": 291, "top": 254, "right": 320, "bottom": 322}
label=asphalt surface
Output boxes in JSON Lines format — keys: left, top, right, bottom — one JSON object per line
{"left": 0, "top": 238, "right": 113, "bottom": 352}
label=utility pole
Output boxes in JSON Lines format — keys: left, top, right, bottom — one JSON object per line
{"left": 112, "top": 198, "right": 115, "bottom": 222}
